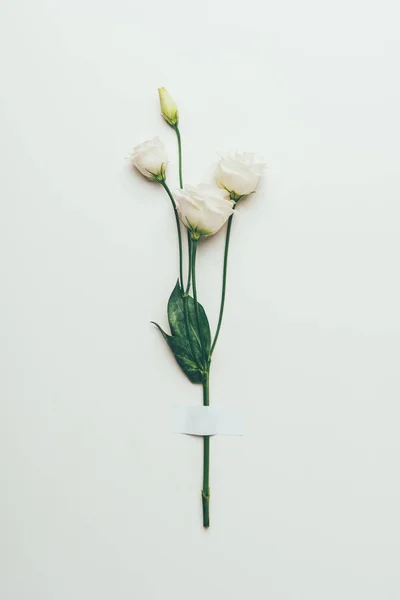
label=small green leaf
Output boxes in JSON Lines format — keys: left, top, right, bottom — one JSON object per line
{"left": 151, "top": 322, "right": 203, "bottom": 384}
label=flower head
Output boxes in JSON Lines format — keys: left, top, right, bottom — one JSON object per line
{"left": 158, "top": 87, "right": 179, "bottom": 127}
{"left": 216, "top": 152, "right": 266, "bottom": 198}
{"left": 174, "top": 184, "right": 234, "bottom": 239}
{"left": 132, "top": 137, "right": 168, "bottom": 182}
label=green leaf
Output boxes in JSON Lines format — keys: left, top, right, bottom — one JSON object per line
{"left": 167, "top": 280, "right": 211, "bottom": 364}
{"left": 167, "top": 281, "right": 187, "bottom": 338}
{"left": 151, "top": 322, "right": 203, "bottom": 384}
{"left": 152, "top": 282, "right": 211, "bottom": 385}
{"left": 187, "top": 295, "right": 211, "bottom": 359}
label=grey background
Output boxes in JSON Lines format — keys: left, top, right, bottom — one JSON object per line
{"left": 1, "top": 0, "right": 400, "bottom": 598}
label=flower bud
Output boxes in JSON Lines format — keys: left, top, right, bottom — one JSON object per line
{"left": 158, "top": 87, "right": 179, "bottom": 127}
{"left": 132, "top": 137, "right": 168, "bottom": 182}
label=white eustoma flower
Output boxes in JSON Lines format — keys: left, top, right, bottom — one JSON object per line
{"left": 174, "top": 184, "right": 234, "bottom": 238}
{"left": 158, "top": 87, "right": 179, "bottom": 127}
{"left": 132, "top": 137, "right": 168, "bottom": 181}
{"left": 216, "top": 152, "right": 266, "bottom": 198}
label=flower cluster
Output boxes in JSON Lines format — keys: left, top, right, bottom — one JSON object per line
{"left": 130, "top": 88, "right": 266, "bottom": 529}
{"left": 132, "top": 89, "right": 266, "bottom": 238}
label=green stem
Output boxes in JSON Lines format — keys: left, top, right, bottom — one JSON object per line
{"left": 202, "top": 373, "right": 210, "bottom": 528}
{"left": 161, "top": 181, "right": 184, "bottom": 291}
{"left": 210, "top": 205, "right": 236, "bottom": 355}
{"left": 186, "top": 236, "right": 193, "bottom": 294}
{"left": 191, "top": 237, "right": 210, "bottom": 527}
{"left": 174, "top": 126, "right": 209, "bottom": 527}
{"left": 191, "top": 239, "right": 205, "bottom": 365}
{"left": 174, "top": 125, "right": 192, "bottom": 294}
{"left": 174, "top": 125, "right": 183, "bottom": 189}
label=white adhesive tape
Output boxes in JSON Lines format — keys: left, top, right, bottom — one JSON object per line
{"left": 173, "top": 406, "right": 244, "bottom": 436}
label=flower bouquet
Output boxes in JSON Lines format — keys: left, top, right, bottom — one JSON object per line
{"left": 131, "top": 88, "right": 266, "bottom": 527}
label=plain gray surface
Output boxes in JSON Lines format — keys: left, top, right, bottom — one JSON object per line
{"left": 1, "top": 0, "right": 400, "bottom": 598}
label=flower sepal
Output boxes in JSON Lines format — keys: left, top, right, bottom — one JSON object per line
{"left": 147, "top": 162, "right": 167, "bottom": 184}
{"left": 190, "top": 230, "right": 202, "bottom": 241}
{"left": 229, "top": 191, "right": 244, "bottom": 202}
